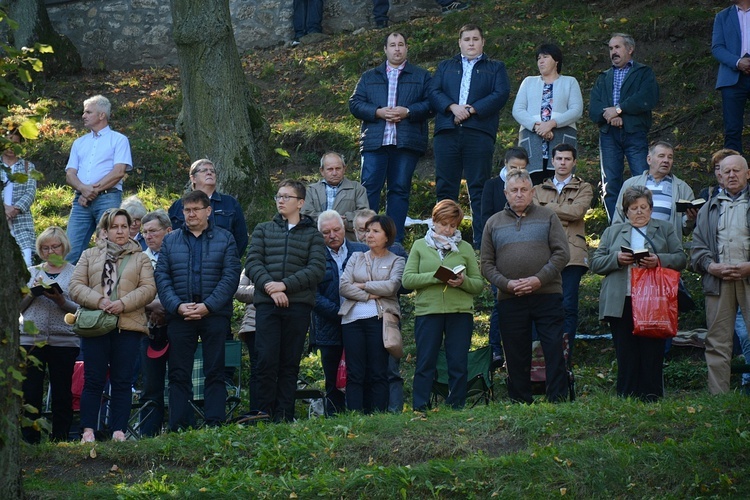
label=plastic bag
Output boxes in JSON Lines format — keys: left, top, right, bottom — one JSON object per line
{"left": 631, "top": 265, "right": 680, "bottom": 339}
{"left": 336, "top": 351, "right": 346, "bottom": 391}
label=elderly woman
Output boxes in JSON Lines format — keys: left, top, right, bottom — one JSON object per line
{"left": 20, "top": 227, "right": 79, "bottom": 443}
{"left": 70, "top": 208, "right": 156, "bottom": 442}
{"left": 402, "top": 200, "right": 484, "bottom": 411}
{"left": 121, "top": 195, "right": 148, "bottom": 250}
{"left": 590, "top": 186, "right": 686, "bottom": 401}
{"left": 2, "top": 128, "right": 37, "bottom": 266}
{"left": 339, "top": 215, "right": 404, "bottom": 413}
{"left": 512, "top": 43, "right": 583, "bottom": 185}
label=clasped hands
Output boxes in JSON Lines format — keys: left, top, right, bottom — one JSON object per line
{"left": 533, "top": 120, "right": 556, "bottom": 141}
{"left": 376, "top": 106, "right": 409, "bottom": 123}
{"left": 265, "top": 281, "right": 289, "bottom": 307}
{"left": 99, "top": 297, "right": 126, "bottom": 315}
{"left": 602, "top": 107, "right": 623, "bottom": 128}
{"left": 507, "top": 276, "right": 541, "bottom": 296}
{"left": 708, "top": 262, "right": 750, "bottom": 281}
{"left": 77, "top": 182, "right": 106, "bottom": 207}
{"left": 177, "top": 302, "right": 209, "bottom": 320}
{"left": 450, "top": 104, "right": 474, "bottom": 125}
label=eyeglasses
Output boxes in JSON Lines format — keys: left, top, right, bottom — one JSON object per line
{"left": 40, "top": 243, "right": 63, "bottom": 253}
{"left": 192, "top": 168, "right": 216, "bottom": 175}
{"left": 142, "top": 227, "right": 166, "bottom": 236}
{"left": 131, "top": 218, "right": 142, "bottom": 225}
{"left": 274, "top": 195, "right": 302, "bottom": 202}
{"left": 183, "top": 207, "right": 209, "bottom": 215}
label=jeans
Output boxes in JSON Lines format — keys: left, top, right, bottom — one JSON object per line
{"left": 80, "top": 329, "right": 141, "bottom": 433}
{"left": 318, "top": 344, "right": 345, "bottom": 415}
{"left": 254, "top": 303, "right": 312, "bottom": 422}
{"left": 412, "top": 313, "right": 473, "bottom": 411}
{"left": 734, "top": 308, "right": 750, "bottom": 386}
{"left": 167, "top": 316, "right": 228, "bottom": 431}
{"left": 65, "top": 191, "right": 122, "bottom": 265}
{"left": 292, "top": 0, "right": 323, "bottom": 38}
{"left": 498, "top": 294, "right": 568, "bottom": 404}
{"left": 21, "top": 344, "right": 79, "bottom": 443}
{"left": 720, "top": 73, "right": 750, "bottom": 154}
{"left": 139, "top": 328, "right": 167, "bottom": 437}
{"left": 561, "top": 265, "right": 587, "bottom": 362}
{"left": 599, "top": 128, "right": 649, "bottom": 221}
{"left": 372, "top": 0, "right": 389, "bottom": 23}
{"left": 433, "top": 128, "right": 495, "bottom": 247}
{"left": 361, "top": 147, "right": 420, "bottom": 243}
{"left": 342, "top": 317, "right": 389, "bottom": 413}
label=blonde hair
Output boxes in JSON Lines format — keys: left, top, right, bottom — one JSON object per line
{"left": 35, "top": 226, "right": 71, "bottom": 257}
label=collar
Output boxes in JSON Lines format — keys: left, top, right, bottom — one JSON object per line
{"left": 461, "top": 53, "right": 484, "bottom": 64}
{"left": 612, "top": 60, "right": 634, "bottom": 71}
{"left": 91, "top": 125, "right": 112, "bottom": 138}
{"left": 386, "top": 61, "right": 406, "bottom": 73}
{"left": 553, "top": 175, "right": 572, "bottom": 189}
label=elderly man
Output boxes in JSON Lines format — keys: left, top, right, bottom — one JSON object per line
{"left": 533, "top": 144, "right": 593, "bottom": 361}
{"left": 65, "top": 95, "right": 132, "bottom": 264}
{"left": 301, "top": 152, "right": 369, "bottom": 241}
{"left": 156, "top": 190, "right": 241, "bottom": 430}
{"left": 480, "top": 169, "right": 570, "bottom": 404}
{"left": 349, "top": 32, "right": 432, "bottom": 244}
{"left": 168, "top": 158, "right": 248, "bottom": 258}
{"left": 692, "top": 154, "right": 750, "bottom": 394}
{"left": 612, "top": 141, "right": 697, "bottom": 236}
{"left": 312, "top": 210, "right": 367, "bottom": 414}
{"left": 590, "top": 33, "right": 659, "bottom": 221}
{"left": 429, "top": 23, "right": 510, "bottom": 248}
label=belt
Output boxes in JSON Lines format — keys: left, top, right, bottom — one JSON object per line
{"left": 75, "top": 188, "right": 121, "bottom": 196}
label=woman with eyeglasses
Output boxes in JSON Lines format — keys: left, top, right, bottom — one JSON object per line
{"left": 19, "top": 227, "right": 79, "bottom": 443}
{"left": 2, "top": 128, "right": 37, "bottom": 266}
{"left": 70, "top": 208, "right": 156, "bottom": 442}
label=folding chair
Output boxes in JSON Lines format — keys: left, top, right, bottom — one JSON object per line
{"left": 295, "top": 377, "right": 327, "bottom": 418}
{"left": 189, "top": 340, "right": 244, "bottom": 427}
{"left": 431, "top": 345, "right": 494, "bottom": 408}
{"left": 530, "top": 332, "right": 576, "bottom": 401}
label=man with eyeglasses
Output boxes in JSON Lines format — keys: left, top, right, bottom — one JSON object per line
{"left": 65, "top": 95, "right": 132, "bottom": 264}
{"left": 168, "top": 158, "right": 248, "bottom": 258}
{"left": 246, "top": 179, "right": 326, "bottom": 422}
{"left": 155, "top": 190, "right": 241, "bottom": 430}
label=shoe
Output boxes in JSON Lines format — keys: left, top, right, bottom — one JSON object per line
{"left": 491, "top": 352, "right": 504, "bottom": 370}
{"left": 112, "top": 430, "right": 126, "bottom": 442}
{"left": 300, "top": 32, "right": 329, "bottom": 44}
{"left": 441, "top": 1, "right": 470, "bottom": 14}
{"left": 375, "top": 20, "right": 389, "bottom": 29}
{"left": 80, "top": 428, "right": 95, "bottom": 443}
{"left": 291, "top": 39, "right": 301, "bottom": 48}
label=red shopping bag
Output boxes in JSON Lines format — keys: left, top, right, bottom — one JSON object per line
{"left": 335, "top": 351, "right": 346, "bottom": 391}
{"left": 631, "top": 265, "right": 680, "bottom": 339}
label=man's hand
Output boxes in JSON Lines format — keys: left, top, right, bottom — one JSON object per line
{"left": 739, "top": 57, "right": 750, "bottom": 74}
{"left": 507, "top": 277, "right": 541, "bottom": 296}
{"left": 449, "top": 104, "right": 471, "bottom": 125}
{"left": 271, "top": 291, "right": 289, "bottom": 308}
{"left": 265, "top": 281, "right": 287, "bottom": 295}
{"left": 708, "top": 262, "right": 744, "bottom": 280}
{"left": 78, "top": 184, "right": 97, "bottom": 201}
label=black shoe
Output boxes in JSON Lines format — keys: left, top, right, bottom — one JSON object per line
{"left": 441, "top": 1, "right": 470, "bottom": 14}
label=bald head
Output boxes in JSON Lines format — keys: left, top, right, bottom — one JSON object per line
{"left": 720, "top": 155, "right": 749, "bottom": 196}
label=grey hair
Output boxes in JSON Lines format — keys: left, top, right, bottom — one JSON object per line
{"left": 84, "top": 95, "right": 112, "bottom": 120}
{"left": 120, "top": 195, "right": 148, "bottom": 219}
{"left": 505, "top": 168, "right": 532, "bottom": 185}
{"left": 317, "top": 209, "right": 344, "bottom": 231}
{"left": 610, "top": 33, "right": 635, "bottom": 51}
{"left": 142, "top": 209, "right": 171, "bottom": 229}
{"left": 320, "top": 151, "right": 346, "bottom": 169}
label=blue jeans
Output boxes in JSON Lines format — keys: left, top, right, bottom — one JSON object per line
{"left": 561, "top": 265, "right": 587, "bottom": 362}
{"left": 433, "top": 128, "right": 495, "bottom": 248}
{"left": 167, "top": 316, "right": 228, "bottom": 431}
{"left": 361, "top": 147, "right": 420, "bottom": 243}
{"left": 720, "top": 73, "right": 750, "bottom": 154}
{"left": 292, "top": 0, "right": 323, "bottom": 38}
{"left": 734, "top": 309, "right": 750, "bottom": 386}
{"left": 599, "top": 128, "right": 649, "bottom": 220}
{"left": 80, "top": 329, "right": 141, "bottom": 433}
{"left": 372, "top": 0, "right": 389, "bottom": 23}
{"left": 342, "top": 317, "right": 390, "bottom": 413}
{"left": 412, "top": 313, "right": 473, "bottom": 410}
{"left": 66, "top": 191, "right": 122, "bottom": 264}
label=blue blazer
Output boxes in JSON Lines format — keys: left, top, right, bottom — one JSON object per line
{"left": 713, "top": 5, "right": 744, "bottom": 89}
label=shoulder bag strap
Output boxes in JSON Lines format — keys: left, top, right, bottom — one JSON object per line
{"left": 110, "top": 254, "right": 132, "bottom": 301}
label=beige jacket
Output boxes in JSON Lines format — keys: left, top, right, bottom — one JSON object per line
{"left": 339, "top": 250, "right": 404, "bottom": 319}
{"left": 70, "top": 238, "right": 157, "bottom": 334}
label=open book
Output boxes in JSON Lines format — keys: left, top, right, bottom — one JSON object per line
{"left": 433, "top": 264, "right": 466, "bottom": 283}
{"left": 30, "top": 282, "right": 63, "bottom": 297}
{"left": 621, "top": 246, "right": 649, "bottom": 263}
{"left": 675, "top": 198, "right": 706, "bottom": 212}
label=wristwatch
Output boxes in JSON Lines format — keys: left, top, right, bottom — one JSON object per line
{"left": 405, "top": 108, "right": 410, "bottom": 117}
{"left": 615, "top": 105, "right": 622, "bottom": 115}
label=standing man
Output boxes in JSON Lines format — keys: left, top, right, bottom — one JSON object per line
{"left": 589, "top": 33, "right": 659, "bottom": 221}
{"left": 168, "top": 158, "right": 248, "bottom": 258}
{"left": 349, "top": 32, "right": 432, "bottom": 244}
{"left": 301, "top": 152, "right": 369, "bottom": 241}
{"left": 612, "top": 141, "right": 697, "bottom": 237}
{"left": 65, "top": 95, "right": 132, "bottom": 264}
{"left": 429, "top": 24, "right": 510, "bottom": 248}
{"left": 692, "top": 154, "right": 750, "bottom": 394}
{"left": 533, "top": 144, "right": 593, "bottom": 360}
{"left": 155, "top": 190, "right": 241, "bottom": 430}
{"left": 712, "top": 0, "right": 750, "bottom": 154}
{"left": 480, "top": 169, "right": 570, "bottom": 404}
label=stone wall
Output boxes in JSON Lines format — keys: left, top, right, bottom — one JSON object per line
{"left": 46, "top": 0, "right": 438, "bottom": 69}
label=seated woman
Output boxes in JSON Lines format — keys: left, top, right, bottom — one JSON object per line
{"left": 402, "top": 200, "right": 484, "bottom": 411}
{"left": 512, "top": 43, "right": 583, "bottom": 184}
{"left": 70, "top": 208, "right": 156, "bottom": 442}
{"left": 590, "top": 186, "right": 686, "bottom": 401}
{"left": 20, "top": 227, "right": 79, "bottom": 443}
{"left": 339, "top": 215, "right": 404, "bottom": 413}
{"left": 2, "top": 128, "right": 37, "bottom": 266}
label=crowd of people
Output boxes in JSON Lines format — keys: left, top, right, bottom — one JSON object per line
{"left": 12, "top": 10, "right": 750, "bottom": 442}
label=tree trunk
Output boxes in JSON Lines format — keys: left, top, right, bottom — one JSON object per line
{"left": 171, "top": 0, "right": 272, "bottom": 227}
{"left": 0, "top": 215, "right": 26, "bottom": 498}
{"left": 7, "top": 0, "right": 82, "bottom": 75}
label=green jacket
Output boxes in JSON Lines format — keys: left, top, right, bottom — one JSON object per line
{"left": 402, "top": 238, "right": 484, "bottom": 315}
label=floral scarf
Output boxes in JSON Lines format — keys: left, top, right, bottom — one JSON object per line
{"left": 424, "top": 227, "right": 462, "bottom": 260}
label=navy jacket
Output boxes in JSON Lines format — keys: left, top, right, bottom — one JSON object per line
{"left": 429, "top": 54, "right": 510, "bottom": 140}
{"left": 312, "top": 240, "right": 368, "bottom": 346}
{"left": 349, "top": 61, "right": 433, "bottom": 154}
{"left": 155, "top": 222, "right": 242, "bottom": 320}
{"left": 588, "top": 61, "right": 659, "bottom": 134}
{"left": 169, "top": 190, "right": 249, "bottom": 258}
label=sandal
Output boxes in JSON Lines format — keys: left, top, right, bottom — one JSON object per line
{"left": 112, "top": 430, "right": 126, "bottom": 442}
{"left": 81, "top": 428, "right": 95, "bottom": 443}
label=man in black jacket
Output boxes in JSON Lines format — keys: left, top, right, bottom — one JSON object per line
{"left": 155, "top": 190, "right": 241, "bottom": 430}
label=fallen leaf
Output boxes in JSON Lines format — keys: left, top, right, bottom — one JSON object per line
{"left": 560, "top": 487, "right": 567, "bottom": 495}
{"left": 110, "top": 465, "right": 119, "bottom": 473}
{"left": 687, "top": 406, "right": 696, "bottom": 414}
{"left": 89, "top": 447, "right": 97, "bottom": 459}
{"left": 289, "top": 493, "right": 298, "bottom": 499}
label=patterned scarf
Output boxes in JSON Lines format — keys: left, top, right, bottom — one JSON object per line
{"left": 101, "top": 240, "right": 127, "bottom": 297}
{"left": 424, "top": 227, "right": 462, "bottom": 260}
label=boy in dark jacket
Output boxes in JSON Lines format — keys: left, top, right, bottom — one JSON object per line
{"left": 246, "top": 179, "right": 326, "bottom": 422}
